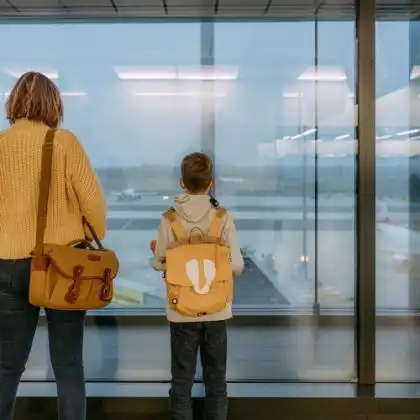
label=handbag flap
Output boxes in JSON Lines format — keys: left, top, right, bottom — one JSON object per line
{"left": 43, "top": 244, "right": 119, "bottom": 280}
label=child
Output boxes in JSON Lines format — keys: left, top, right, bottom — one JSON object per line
{"left": 151, "top": 152, "right": 244, "bottom": 420}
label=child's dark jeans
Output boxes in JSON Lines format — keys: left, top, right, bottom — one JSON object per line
{"left": 169, "top": 320, "right": 228, "bottom": 420}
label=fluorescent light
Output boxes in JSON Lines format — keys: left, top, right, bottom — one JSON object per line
{"left": 396, "top": 129, "right": 420, "bottom": 136}
{"left": 335, "top": 134, "right": 351, "bottom": 140}
{"left": 297, "top": 66, "right": 347, "bottom": 82}
{"left": 61, "top": 92, "right": 87, "bottom": 97}
{"left": 134, "top": 91, "right": 225, "bottom": 97}
{"left": 114, "top": 66, "right": 238, "bottom": 81}
{"left": 302, "top": 128, "right": 317, "bottom": 135}
{"left": 283, "top": 92, "right": 303, "bottom": 98}
{"left": 114, "top": 66, "right": 177, "bottom": 80}
{"left": 5, "top": 68, "right": 59, "bottom": 80}
{"left": 291, "top": 128, "right": 317, "bottom": 140}
{"left": 376, "top": 134, "right": 392, "bottom": 140}
{"left": 178, "top": 67, "right": 238, "bottom": 81}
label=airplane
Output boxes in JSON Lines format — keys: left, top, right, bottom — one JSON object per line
{"left": 111, "top": 188, "right": 143, "bottom": 201}
{"left": 219, "top": 177, "right": 245, "bottom": 183}
{"left": 376, "top": 200, "right": 420, "bottom": 273}
{"left": 111, "top": 188, "right": 161, "bottom": 202}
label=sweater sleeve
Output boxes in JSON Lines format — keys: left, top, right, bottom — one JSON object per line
{"left": 65, "top": 131, "right": 107, "bottom": 240}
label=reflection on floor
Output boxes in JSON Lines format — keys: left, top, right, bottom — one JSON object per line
{"left": 22, "top": 319, "right": 420, "bottom": 383}
{"left": 23, "top": 321, "right": 355, "bottom": 382}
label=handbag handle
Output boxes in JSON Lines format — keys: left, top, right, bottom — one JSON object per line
{"left": 82, "top": 217, "right": 105, "bottom": 250}
{"left": 67, "top": 239, "right": 96, "bottom": 250}
{"left": 34, "top": 129, "right": 105, "bottom": 257}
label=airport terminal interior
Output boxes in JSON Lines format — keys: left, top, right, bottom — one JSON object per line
{"left": 2, "top": 0, "right": 420, "bottom": 418}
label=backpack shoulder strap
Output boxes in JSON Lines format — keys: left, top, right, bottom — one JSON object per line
{"left": 163, "top": 207, "right": 187, "bottom": 240}
{"left": 207, "top": 207, "right": 227, "bottom": 238}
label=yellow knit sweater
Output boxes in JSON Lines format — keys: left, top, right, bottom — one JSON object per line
{"left": 0, "top": 119, "right": 107, "bottom": 259}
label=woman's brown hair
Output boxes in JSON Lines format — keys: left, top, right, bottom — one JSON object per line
{"left": 6, "top": 71, "right": 63, "bottom": 128}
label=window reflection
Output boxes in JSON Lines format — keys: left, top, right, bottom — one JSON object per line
{"left": 214, "top": 21, "right": 356, "bottom": 310}
{"left": 0, "top": 22, "right": 203, "bottom": 308}
{"left": 211, "top": 21, "right": 356, "bottom": 381}
{"left": 376, "top": 20, "right": 420, "bottom": 381}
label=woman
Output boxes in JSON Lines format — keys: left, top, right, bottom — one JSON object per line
{"left": 0, "top": 72, "right": 106, "bottom": 420}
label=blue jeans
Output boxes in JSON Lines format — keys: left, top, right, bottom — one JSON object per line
{"left": 170, "top": 320, "right": 228, "bottom": 420}
{"left": 0, "top": 258, "right": 86, "bottom": 420}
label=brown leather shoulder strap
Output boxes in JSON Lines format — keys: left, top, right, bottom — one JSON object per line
{"left": 34, "top": 129, "right": 56, "bottom": 257}
{"left": 208, "top": 207, "right": 226, "bottom": 238}
{"left": 163, "top": 208, "right": 187, "bottom": 240}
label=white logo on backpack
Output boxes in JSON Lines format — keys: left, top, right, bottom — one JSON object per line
{"left": 186, "top": 259, "right": 216, "bottom": 294}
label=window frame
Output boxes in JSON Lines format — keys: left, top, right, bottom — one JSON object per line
{"left": 0, "top": 3, "right": 377, "bottom": 389}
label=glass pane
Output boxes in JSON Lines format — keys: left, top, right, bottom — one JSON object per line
{"left": 0, "top": 22, "right": 201, "bottom": 310}
{"left": 0, "top": 22, "right": 201, "bottom": 381}
{"left": 376, "top": 20, "right": 420, "bottom": 381}
{"left": 0, "top": 19, "right": 356, "bottom": 382}
{"left": 213, "top": 21, "right": 356, "bottom": 380}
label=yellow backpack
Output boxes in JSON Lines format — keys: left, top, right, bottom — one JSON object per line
{"left": 163, "top": 206, "right": 233, "bottom": 317}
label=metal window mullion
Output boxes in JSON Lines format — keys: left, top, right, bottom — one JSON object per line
{"left": 200, "top": 20, "right": 216, "bottom": 196}
{"left": 356, "top": 0, "right": 376, "bottom": 386}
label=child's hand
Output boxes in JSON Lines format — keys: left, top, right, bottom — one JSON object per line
{"left": 149, "top": 240, "right": 157, "bottom": 254}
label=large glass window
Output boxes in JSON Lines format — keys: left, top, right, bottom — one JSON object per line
{"left": 212, "top": 21, "right": 356, "bottom": 380}
{"left": 0, "top": 22, "right": 202, "bottom": 309}
{"left": 0, "top": 19, "right": 356, "bottom": 382}
{"left": 376, "top": 20, "right": 420, "bottom": 381}
{"left": 214, "top": 21, "right": 356, "bottom": 310}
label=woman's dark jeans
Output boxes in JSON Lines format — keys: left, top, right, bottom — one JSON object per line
{"left": 0, "top": 258, "right": 86, "bottom": 420}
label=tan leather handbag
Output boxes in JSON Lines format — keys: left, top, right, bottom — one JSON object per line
{"left": 29, "top": 129, "right": 119, "bottom": 310}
